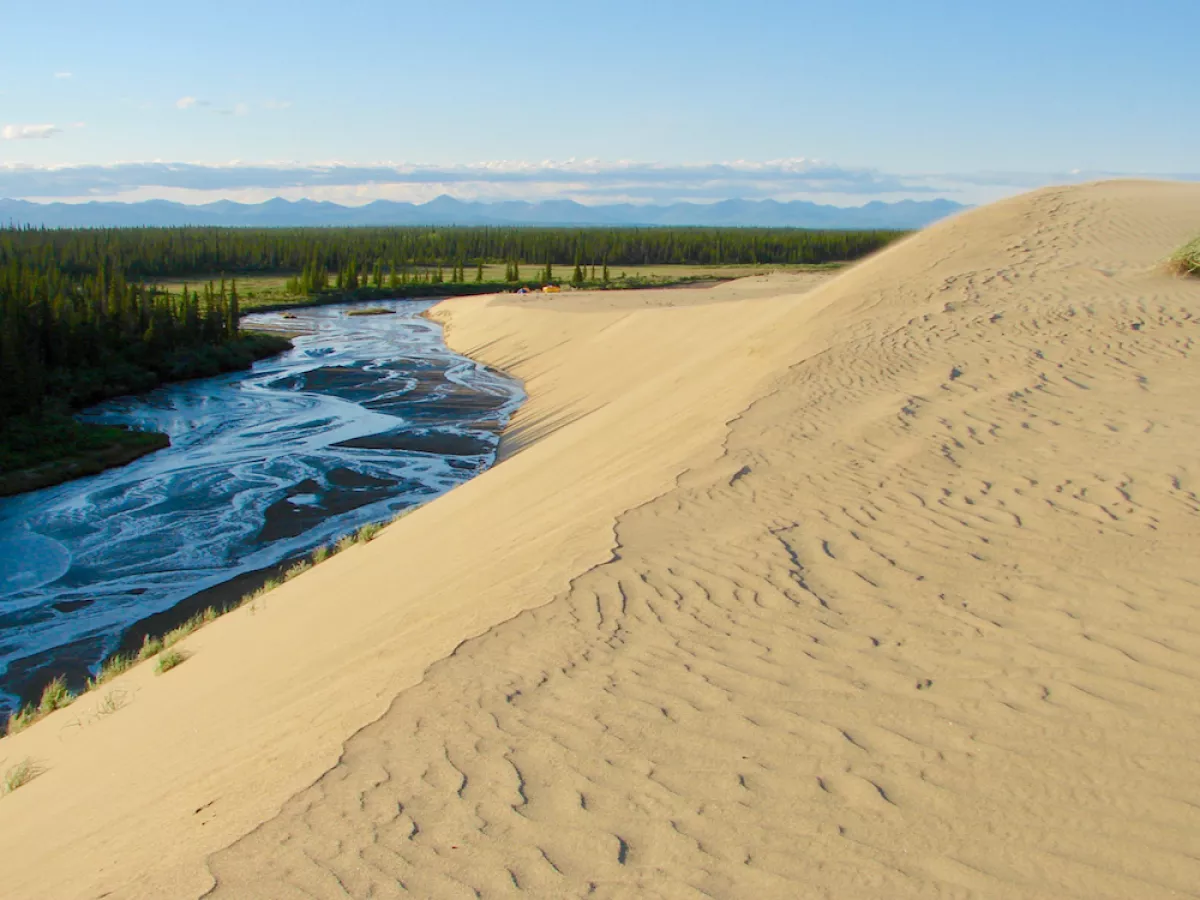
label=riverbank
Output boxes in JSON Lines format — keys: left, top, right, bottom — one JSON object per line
{"left": 2, "top": 182, "right": 1200, "bottom": 899}
{"left": 0, "top": 417, "right": 169, "bottom": 498}
{"left": 0, "top": 300, "right": 520, "bottom": 720}
{"left": 0, "top": 331, "right": 293, "bottom": 498}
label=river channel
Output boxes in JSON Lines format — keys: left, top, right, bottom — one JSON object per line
{"left": 0, "top": 298, "right": 523, "bottom": 715}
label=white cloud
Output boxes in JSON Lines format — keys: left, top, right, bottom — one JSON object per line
{"left": 234, "top": 102, "right": 249, "bottom": 117}
{"left": 54, "top": 71, "right": 72, "bottom": 79}
{"left": 175, "top": 96, "right": 197, "bottom": 110}
{"left": 1, "top": 124, "right": 62, "bottom": 140}
{"left": 262, "top": 99, "right": 292, "bottom": 110}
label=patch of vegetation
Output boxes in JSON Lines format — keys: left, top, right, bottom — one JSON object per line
{"left": 1169, "top": 236, "right": 1200, "bottom": 276}
{"left": 136, "top": 635, "right": 164, "bottom": 661}
{"left": 4, "top": 676, "right": 77, "bottom": 736}
{"left": 356, "top": 521, "right": 383, "bottom": 543}
{"left": 2, "top": 758, "right": 39, "bottom": 795}
{"left": 284, "top": 560, "right": 311, "bottom": 581}
{"left": 0, "top": 328, "right": 290, "bottom": 496}
{"left": 95, "top": 691, "right": 127, "bottom": 716}
{"left": 86, "top": 653, "right": 134, "bottom": 691}
{"left": 155, "top": 649, "right": 188, "bottom": 674}
{"left": 0, "top": 412, "right": 169, "bottom": 497}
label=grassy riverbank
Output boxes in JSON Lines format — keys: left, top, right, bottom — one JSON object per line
{"left": 0, "top": 332, "right": 292, "bottom": 497}
{"left": 0, "top": 416, "right": 169, "bottom": 497}
{"left": 152, "top": 262, "right": 846, "bottom": 313}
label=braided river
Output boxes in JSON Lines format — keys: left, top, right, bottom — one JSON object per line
{"left": 0, "top": 298, "right": 522, "bottom": 715}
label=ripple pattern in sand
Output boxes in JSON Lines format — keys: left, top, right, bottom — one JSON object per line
{"left": 208, "top": 188, "right": 1200, "bottom": 899}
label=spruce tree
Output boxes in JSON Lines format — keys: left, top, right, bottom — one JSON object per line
{"left": 228, "top": 279, "right": 240, "bottom": 337}
{"left": 572, "top": 246, "right": 584, "bottom": 286}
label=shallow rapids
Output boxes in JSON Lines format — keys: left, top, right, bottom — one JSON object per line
{"left": 0, "top": 298, "right": 522, "bottom": 714}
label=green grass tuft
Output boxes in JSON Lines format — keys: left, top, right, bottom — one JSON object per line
{"left": 37, "top": 676, "right": 75, "bottom": 715}
{"left": 355, "top": 522, "right": 383, "bottom": 544}
{"left": 4, "top": 676, "right": 77, "bottom": 736}
{"left": 284, "top": 560, "right": 311, "bottom": 581}
{"left": 311, "top": 545, "right": 331, "bottom": 565}
{"left": 86, "top": 653, "right": 133, "bottom": 691}
{"left": 1169, "top": 236, "right": 1200, "bottom": 276}
{"left": 5, "top": 706, "right": 35, "bottom": 736}
{"left": 162, "top": 612, "right": 206, "bottom": 648}
{"left": 155, "top": 649, "right": 188, "bottom": 674}
{"left": 136, "top": 634, "right": 163, "bottom": 662}
{"left": 2, "top": 758, "right": 39, "bottom": 795}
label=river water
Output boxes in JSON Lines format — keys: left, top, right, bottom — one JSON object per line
{"left": 0, "top": 299, "right": 523, "bottom": 715}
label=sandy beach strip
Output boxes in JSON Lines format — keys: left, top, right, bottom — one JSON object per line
{"left": 3, "top": 182, "right": 1200, "bottom": 898}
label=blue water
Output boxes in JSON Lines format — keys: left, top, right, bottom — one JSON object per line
{"left": 0, "top": 299, "right": 523, "bottom": 714}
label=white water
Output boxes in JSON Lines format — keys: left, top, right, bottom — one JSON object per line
{"left": 0, "top": 299, "right": 523, "bottom": 712}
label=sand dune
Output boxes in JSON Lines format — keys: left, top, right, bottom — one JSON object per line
{"left": 3, "top": 181, "right": 1200, "bottom": 898}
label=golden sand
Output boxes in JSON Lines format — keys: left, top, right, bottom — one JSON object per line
{"left": 2, "top": 181, "right": 1199, "bottom": 898}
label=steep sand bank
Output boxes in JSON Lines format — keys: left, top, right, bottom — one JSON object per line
{"left": 0, "top": 263, "right": 834, "bottom": 896}
{"left": 206, "top": 181, "right": 1200, "bottom": 898}
{"left": 3, "top": 181, "right": 1200, "bottom": 898}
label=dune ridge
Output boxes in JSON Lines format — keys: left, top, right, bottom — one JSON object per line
{"left": 202, "top": 181, "right": 1200, "bottom": 898}
{"left": 3, "top": 181, "right": 1200, "bottom": 899}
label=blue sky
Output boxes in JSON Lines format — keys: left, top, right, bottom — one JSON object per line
{"left": 0, "top": 0, "right": 1194, "bottom": 206}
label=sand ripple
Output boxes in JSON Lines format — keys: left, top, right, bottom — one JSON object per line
{"left": 205, "top": 183, "right": 1200, "bottom": 898}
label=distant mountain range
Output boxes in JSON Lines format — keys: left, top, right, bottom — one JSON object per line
{"left": 0, "top": 195, "right": 967, "bottom": 229}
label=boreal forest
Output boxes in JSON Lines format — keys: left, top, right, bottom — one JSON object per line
{"left": 0, "top": 224, "right": 902, "bottom": 482}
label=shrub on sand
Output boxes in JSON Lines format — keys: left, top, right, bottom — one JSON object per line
{"left": 4, "top": 706, "right": 35, "bottom": 736}
{"left": 1169, "top": 237, "right": 1200, "bottom": 276}
{"left": 37, "top": 676, "right": 74, "bottom": 716}
{"left": 95, "top": 691, "right": 126, "bottom": 716}
{"left": 163, "top": 612, "right": 206, "bottom": 648}
{"left": 284, "top": 560, "right": 311, "bottom": 581}
{"left": 136, "top": 635, "right": 163, "bottom": 662}
{"left": 311, "top": 545, "right": 330, "bottom": 565}
{"left": 355, "top": 522, "right": 382, "bottom": 544}
{"left": 155, "top": 649, "right": 187, "bottom": 674}
{"left": 86, "top": 653, "right": 133, "bottom": 691}
{"left": 4, "top": 676, "right": 77, "bottom": 736}
{"left": 2, "top": 758, "right": 39, "bottom": 795}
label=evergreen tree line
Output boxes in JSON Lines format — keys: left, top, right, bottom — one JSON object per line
{"left": 0, "top": 224, "right": 903, "bottom": 281}
{"left": 0, "top": 255, "right": 272, "bottom": 423}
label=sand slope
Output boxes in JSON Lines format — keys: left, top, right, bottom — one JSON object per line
{"left": 0, "top": 266, "right": 834, "bottom": 894}
{"left": 202, "top": 181, "right": 1200, "bottom": 898}
{"left": 4, "top": 181, "right": 1200, "bottom": 899}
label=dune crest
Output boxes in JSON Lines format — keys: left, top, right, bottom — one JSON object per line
{"left": 3, "top": 181, "right": 1200, "bottom": 899}
{"left": 202, "top": 181, "right": 1200, "bottom": 898}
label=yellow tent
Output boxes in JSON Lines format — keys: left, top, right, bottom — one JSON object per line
{"left": 542, "top": 285, "right": 561, "bottom": 293}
